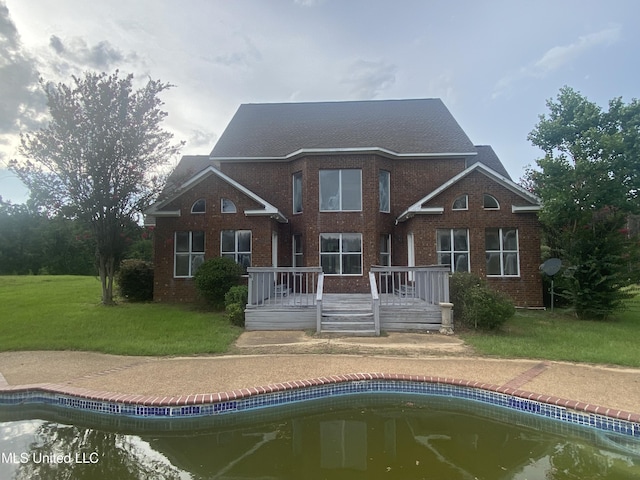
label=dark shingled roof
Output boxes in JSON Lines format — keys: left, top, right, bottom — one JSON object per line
{"left": 210, "top": 98, "right": 477, "bottom": 159}
{"left": 470, "top": 145, "right": 512, "bottom": 180}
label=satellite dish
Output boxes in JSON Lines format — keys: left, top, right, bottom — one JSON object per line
{"left": 540, "top": 258, "right": 562, "bottom": 277}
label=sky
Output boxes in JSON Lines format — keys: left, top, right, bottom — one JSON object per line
{"left": 1, "top": 0, "right": 639, "bottom": 204}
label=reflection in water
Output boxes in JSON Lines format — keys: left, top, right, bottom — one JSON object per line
{"left": 1, "top": 395, "right": 639, "bottom": 479}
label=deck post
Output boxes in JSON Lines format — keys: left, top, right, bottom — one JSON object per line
{"left": 439, "top": 302, "right": 454, "bottom": 334}
{"left": 316, "top": 273, "right": 324, "bottom": 333}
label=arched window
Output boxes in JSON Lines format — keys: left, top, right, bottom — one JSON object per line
{"left": 221, "top": 198, "right": 237, "bottom": 213}
{"left": 483, "top": 194, "right": 500, "bottom": 210}
{"left": 452, "top": 194, "right": 468, "bottom": 210}
{"left": 191, "top": 198, "right": 206, "bottom": 213}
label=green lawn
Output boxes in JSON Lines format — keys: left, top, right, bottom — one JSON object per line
{"left": 460, "top": 287, "right": 640, "bottom": 367}
{"left": 0, "top": 276, "right": 242, "bottom": 355}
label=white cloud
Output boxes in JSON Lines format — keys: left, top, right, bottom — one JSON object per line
{"left": 492, "top": 25, "right": 621, "bottom": 99}
{"left": 341, "top": 59, "right": 397, "bottom": 99}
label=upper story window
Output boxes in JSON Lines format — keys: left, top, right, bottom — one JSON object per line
{"left": 319, "top": 169, "right": 362, "bottom": 211}
{"left": 483, "top": 194, "right": 500, "bottom": 210}
{"left": 452, "top": 195, "right": 468, "bottom": 211}
{"left": 293, "top": 172, "right": 303, "bottom": 214}
{"left": 174, "top": 231, "right": 204, "bottom": 278}
{"left": 191, "top": 199, "right": 206, "bottom": 213}
{"left": 221, "top": 198, "right": 237, "bottom": 213}
{"left": 379, "top": 170, "right": 390, "bottom": 213}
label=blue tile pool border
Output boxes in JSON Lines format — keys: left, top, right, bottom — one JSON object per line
{"left": 1, "top": 373, "right": 639, "bottom": 439}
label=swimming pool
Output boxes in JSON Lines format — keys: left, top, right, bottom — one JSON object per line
{"left": 1, "top": 393, "right": 639, "bottom": 479}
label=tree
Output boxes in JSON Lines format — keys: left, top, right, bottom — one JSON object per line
{"left": 526, "top": 86, "right": 640, "bottom": 318}
{"left": 11, "top": 71, "right": 182, "bottom": 304}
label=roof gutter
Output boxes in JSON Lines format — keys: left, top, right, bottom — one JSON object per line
{"left": 212, "top": 147, "right": 478, "bottom": 163}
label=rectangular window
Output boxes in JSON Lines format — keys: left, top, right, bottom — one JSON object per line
{"left": 293, "top": 171, "right": 303, "bottom": 214}
{"left": 485, "top": 227, "right": 519, "bottom": 276}
{"left": 320, "top": 233, "right": 362, "bottom": 275}
{"left": 292, "top": 234, "right": 303, "bottom": 267}
{"left": 379, "top": 234, "right": 391, "bottom": 266}
{"left": 437, "top": 229, "right": 469, "bottom": 272}
{"left": 174, "top": 231, "right": 205, "bottom": 278}
{"left": 319, "top": 169, "right": 362, "bottom": 211}
{"left": 221, "top": 230, "right": 252, "bottom": 272}
{"left": 379, "top": 170, "right": 390, "bottom": 213}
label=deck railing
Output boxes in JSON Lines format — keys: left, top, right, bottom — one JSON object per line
{"left": 247, "top": 267, "right": 323, "bottom": 308}
{"left": 370, "top": 265, "right": 450, "bottom": 307}
{"left": 368, "top": 271, "right": 381, "bottom": 335}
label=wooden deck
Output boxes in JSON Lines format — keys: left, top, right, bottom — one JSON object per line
{"left": 245, "top": 266, "right": 449, "bottom": 335}
{"left": 245, "top": 293, "right": 443, "bottom": 333}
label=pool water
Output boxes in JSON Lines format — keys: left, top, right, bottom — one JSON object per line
{"left": 1, "top": 395, "right": 639, "bottom": 479}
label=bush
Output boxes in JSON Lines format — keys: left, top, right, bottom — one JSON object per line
{"left": 224, "top": 285, "right": 248, "bottom": 327}
{"left": 116, "top": 259, "right": 154, "bottom": 301}
{"left": 450, "top": 272, "right": 515, "bottom": 330}
{"left": 193, "top": 257, "right": 243, "bottom": 308}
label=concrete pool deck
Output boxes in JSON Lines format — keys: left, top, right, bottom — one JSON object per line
{"left": 1, "top": 331, "right": 639, "bottom": 420}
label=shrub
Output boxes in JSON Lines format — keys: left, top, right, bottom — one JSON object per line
{"left": 450, "top": 272, "right": 515, "bottom": 330}
{"left": 225, "top": 303, "right": 245, "bottom": 327}
{"left": 224, "top": 285, "right": 248, "bottom": 327}
{"left": 116, "top": 259, "right": 154, "bottom": 301}
{"left": 194, "top": 257, "right": 243, "bottom": 308}
{"left": 225, "top": 285, "right": 248, "bottom": 308}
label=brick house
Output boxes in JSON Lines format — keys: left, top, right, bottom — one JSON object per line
{"left": 145, "top": 98, "right": 543, "bottom": 312}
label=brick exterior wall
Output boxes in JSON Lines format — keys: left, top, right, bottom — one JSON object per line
{"left": 153, "top": 155, "right": 543, "bottom": 306}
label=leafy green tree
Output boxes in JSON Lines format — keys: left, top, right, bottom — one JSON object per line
{"left": 526, "top": 86, "right": 640, "bottom": 319}
{"left": 11, "top": 71, "right": 182, "bottom": 304}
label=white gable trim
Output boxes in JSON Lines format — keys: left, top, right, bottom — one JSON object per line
{"left": 396, "top": 162, "right": 540, "bottom": 223}
{"left": 145, "top": 165, "right": 288, "bottom": 224}
{"left": 213, "top": 147, "right": 478, "bottom": 163}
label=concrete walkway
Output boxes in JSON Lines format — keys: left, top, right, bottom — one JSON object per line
{"left": 1, "top": 331, "right": 639, "bottom": 417}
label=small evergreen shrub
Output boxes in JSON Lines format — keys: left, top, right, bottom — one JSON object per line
{"left": 449, "top": 272, "right": 515, "bottom": 330}
{"left": 225, "top": 303, "right": 245, "bottom": 327}
{"left": 193, "top": 257, "right": 243, "bottom": 308}
{"left": 116, "top": 259, "right": 154, "bottom": 301}
{"left": 224, "top": 285, "right": 248, "bottom": 327}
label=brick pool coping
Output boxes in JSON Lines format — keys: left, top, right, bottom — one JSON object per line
{"left": 1, "top": 372, "right": 639, "bottom": 424}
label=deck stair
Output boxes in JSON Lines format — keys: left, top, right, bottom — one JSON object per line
{"left": 320, "top": 294, "right": 377, "bottom": 336}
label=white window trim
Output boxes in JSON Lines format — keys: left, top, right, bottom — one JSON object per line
{"left": 319, "top": 233, "right": 363, "bottom": 276}
{"left": 319, "top": 169, "right": 362, "bottom": 212}
{"left": 483, "top": 194, "right": 500, "bottom": 210}
{"left": 221, "top": 198, "right": 237, "bottom": 213}
{"left": 379, "top": 233, "right": 392, "bottom": 266}
{"left": 452, "top": 194, "right": 468, "bottom": 211}
{"left": 221, "top": 230, "right": 252, "bottom": 268}
{"left": 292, "top": 171, "right": 303, "bottom": 214}
{"left": 191, "top": 199, "right": 206, "bottom": 214}
{"left": 292, "top": 234, "right": 303, "bottom": 267}
{"left": 174, "top": 231, "right": 204, "bottom": 278}
{"left": 486, "top": 227, "right": 520, "bottom": 277}
{"left": 379, "top": 170, "right": 391, "bottom": 213}
{"left": 437, "top": 229, "right": 470, "bottom": 272}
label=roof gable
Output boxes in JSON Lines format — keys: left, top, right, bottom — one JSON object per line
{"left": 145, "top": 161, "right": 287, "bottom": 224}
{"left": 210, "top": 99, "right": 477, "bottom": 160}
{"left": 396, "top": 162, "right": 540, "bottom": 223}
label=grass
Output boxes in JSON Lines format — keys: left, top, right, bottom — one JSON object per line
{"left": 0, "top": 276, "right": 242, "bottom": 356}
{"left": 2, "top": 276, "right": 640, "bottom": 367}
{"left": 459, "top": 287, "right": 640, "bottom": 367}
